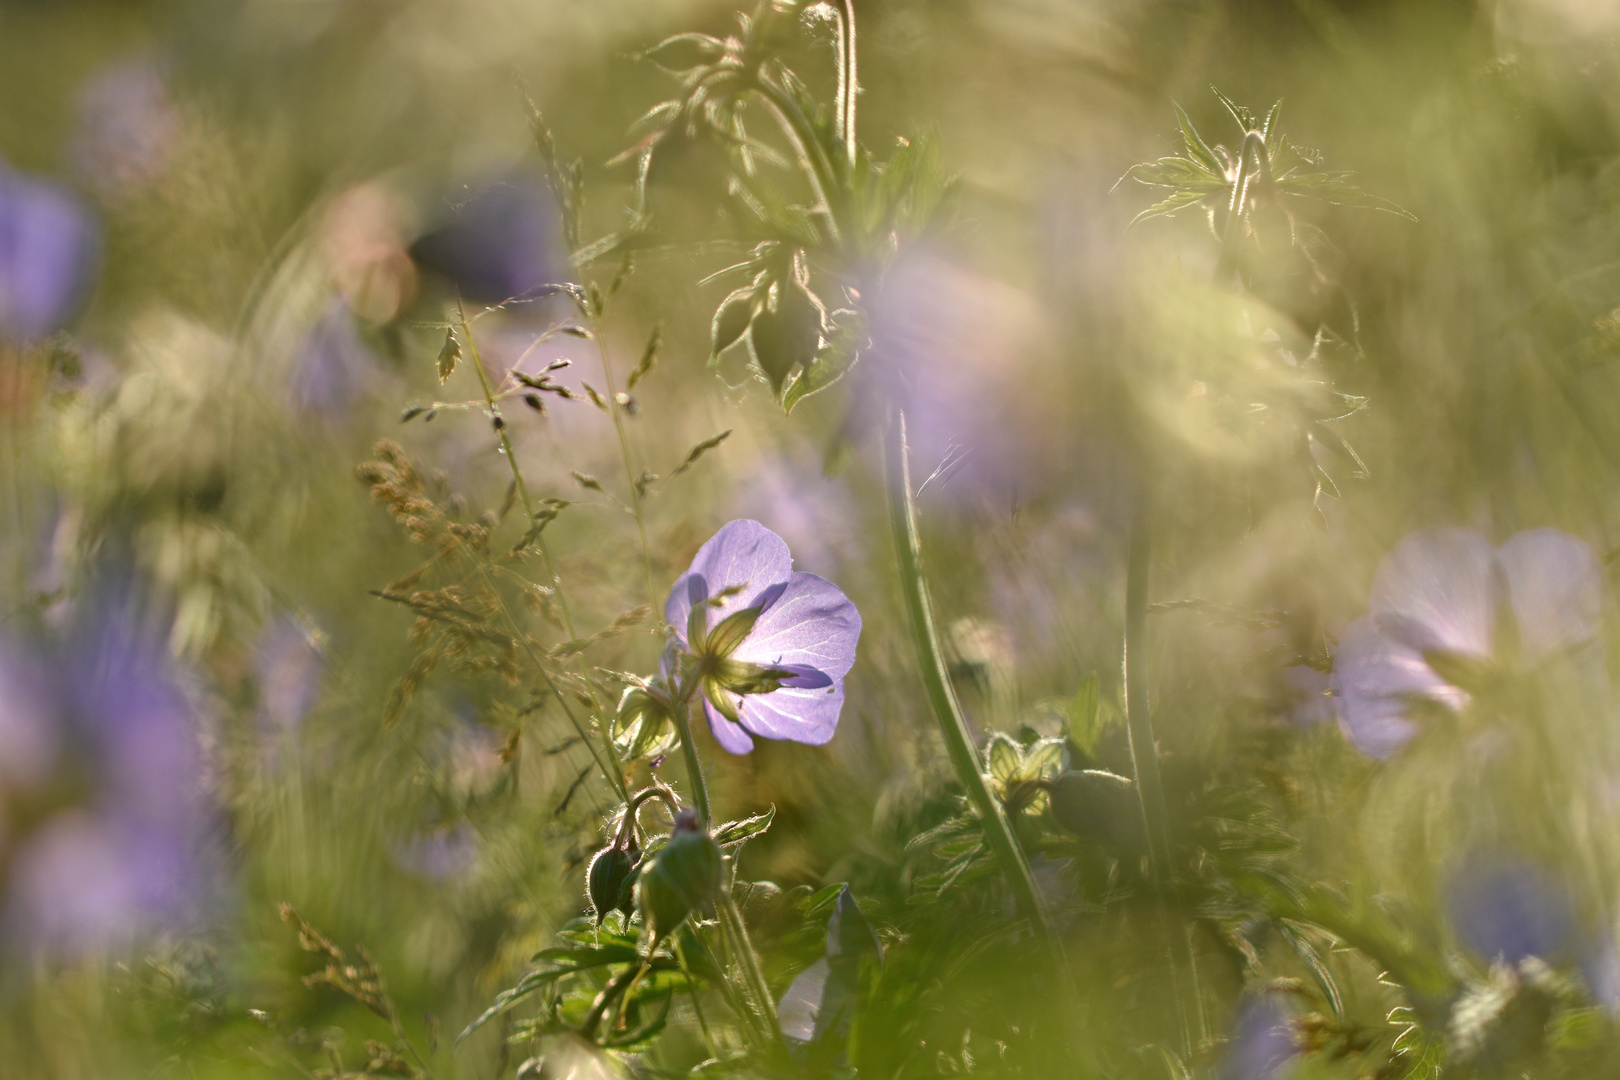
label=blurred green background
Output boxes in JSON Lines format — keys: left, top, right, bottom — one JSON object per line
{"left": 4, "top": 0, "right": 1620, "bottom": 1077}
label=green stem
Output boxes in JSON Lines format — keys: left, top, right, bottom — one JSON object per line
{"left": 716, "top": 889, "right": 784, "bottom": 1050}
{"left": 671, "top": 696, "right": 712, "bottom": 829}
{"left": 882, "top": 408, "right": 1052, "bottom": 944}
{"left": 1214, "top": 130, "right": 1268, "bottom": 282}
{"left": 748, "top": 81, "right": 845, "bottom": 251}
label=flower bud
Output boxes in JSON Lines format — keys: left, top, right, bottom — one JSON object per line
{"left": 586, "top": 835, "right": 642, "bottom": 925}
{"left": 636, "top": 808, "right": 722, "bottom": 940}
{"left": 1045, "top": 769, "right": 1141, "bottom": 850}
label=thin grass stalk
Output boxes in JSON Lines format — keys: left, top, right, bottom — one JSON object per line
{"left": 460, "top": 313, "right": 630, "bottom": 800}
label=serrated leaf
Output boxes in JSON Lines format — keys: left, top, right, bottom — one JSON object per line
{"left": 713, "top": 805, "right": 775, "bottom": 847}
{"left": 1262, "top": 99, "right": 1283, "bottom": 143}
{"left": 1129, "top": 188, "right": 1220, "bottom": 227}
{"left": 1174, "top": 103, "right": 1226, "bottom": 174}
{"left": 1211, "top": 86, "right": 1256, "bottom": 133}
{"left": 1278, "top": 172, "right": 1418, "bottom": 220}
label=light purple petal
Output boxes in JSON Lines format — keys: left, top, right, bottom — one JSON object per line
{"left": 702, "top": 697, "right": 756, "bottom": 754}
{"left": 736, "top": 681, "right": 845, "bottom": 747}
{"left": 1445, "top": 856, "right": 1579, "bottom": 964}
{"left": 0, "top": 166, "right": 100, "bottom": 343}
{"left": 1368, "top": 527, "right": 1496, "bottom": 659}
{"left": 778, "top": 957, "right": 829, "bottom": 1042}
{"left": 1221, "top": 995, "right": 1298, "bottom": 1080}
{"left": 1498, "top": 528, "right": 1602, "bottom": 661}
{"left": 730, "top": 572, "right": 861, "bottom": 681}
{"left": 1333, "top": 617, "right": 1464, "bottom": 758}
{"left": 665, "top": 520, "right": 792, "bottom": 645}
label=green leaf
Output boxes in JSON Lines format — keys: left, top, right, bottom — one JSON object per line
{"left": 1211, "top": 86, "right": 1256, "bottom": 133}
{"left": 1023, "top": 737, "right": 1066, "bottom": 780}
{"left": 1261, "top": 99, "right": 1283, "bottom": 143}
{"left": 1065, "top": 673, "right": 1108, "bottom": 757}
{"left": 782, "top": 307, "right": 865, "bottom": 413}
{"left": 529, "top": 943, "right": 643, "bottom": 968}
{"left": 1129, "top": 188, "right": 1219, "bottom": 227}
{"left": 986, "top": 733, "right": 1020, "bottom": 784}
{"left": 1174, "top": 102, "right": 1226, "bottom": 175}
{"left": 1278, "top": 171, "right": 1418, "bottom": 220}
{"left": 748, "top": 279, "right": 822, "bottom": 393}
{"left": 713, "top": 805, "right": 775, "bottom": 848}
{"left": 455, "top": 969, "right": 556, "bottom": 1044}
{"left": 710, "top": 287, "right": 755, "bottom": 363}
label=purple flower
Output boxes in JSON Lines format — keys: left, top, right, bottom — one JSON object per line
{"left": 0, "top": 162, "right": 100, "bottom": 344}
{"left": 1443, "top": 854, "right": 1620, "bottom": 1007}
{"left": 665, "top": 520, "right": 861, "bottom": 754}
{"left": 862, "top": 251, "right": 1050, "bottom": 505}
{"left": 410, "top": 174, "right": 561, "bottom": 305}
{"left": 395, "top": 823, "right": 480, "bottom": 881}
{"left": 1332, "top": 527, "right": 1602, "bottom": 758}
{"left": 1446, "top": 856, "right": 1580, "bottom": 967}
{"left": 0, "top": 584, "right": 210, "bottom": 954}
{"left": 1221, "top": 994, "right": 1299, "bottom": 1080}
{"left": 291, "top": 300, "right": 382, "bottom": 416}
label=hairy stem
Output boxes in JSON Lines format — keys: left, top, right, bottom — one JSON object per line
{"left": 830, "top": 0, "right": 858, "bottom": 167}
{"left": 671, "top": 695, "right": 712, "bottom": 828}
{"left": 881, "top": 408, "right": 1052, "bottom": 944}
{"left": 715, "top": 889, "right": 784, "bottom": 1050}
{"left": 749, "top": 80, "right": 845, "bottom": 250}
{"left": 1214, "top": 129, "right": 1268, "bottom": 282}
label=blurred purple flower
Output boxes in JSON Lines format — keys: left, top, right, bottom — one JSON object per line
{"left": 1446, "top": 857, "right": 1579, "bottom": 967}
{"left": 729, "top": 451, "right": 861, "bottom": 577}
{"left": 73, "top": 58, "right": 178, "bottom": 193}
{"left": 410, "top": 174, "right": 561, "bottom": 305}
{"left": 291, "top": 300, "right": 381, "bottom": 416}
{"left": 395, "top": 823, "right": 479, "bottom": 881}
{"left": 666, "top": 520, "right": 861, "bottom": 754}
{"left": 863, "top": 252, "right": 1048, "bottom": 504}
{"left": 1443, "top": 853, "right": 1620, "bottom": 1007}
{"left": 0, "top": 162, "right": 100, "bottom": 344}
{"left": 0, "top": 585, "right": 210, "bottom": 953}
{"left": 1332, "top": 527, "right": 1601, "bottom": 758}
{"left": 1221, "top": 994, "right": 1299, "bottom": 1080}
{"left": 255, "top": 617, "right": 323, "bottom": 735}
